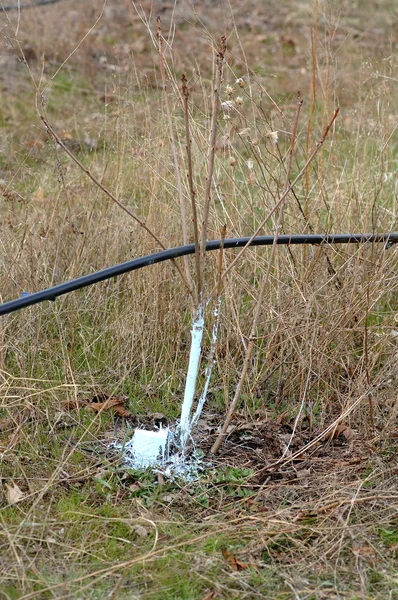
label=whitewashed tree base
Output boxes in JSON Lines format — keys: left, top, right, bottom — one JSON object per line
{"left": 113, "top": 302, "right": 218, "bottom": 479}
{"left": 178, "top": 305, "right": 204, "bottom": 449}
{"left": 113, "top": 426, "right": 209, "bottom": 480}
{"left": 114, "top": 427, "right": 169, "bottom": 469}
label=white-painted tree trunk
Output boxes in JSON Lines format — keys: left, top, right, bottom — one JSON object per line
{"left": 178, "top": 304, "right": 204, "bottom": 449}
{"left": 191, "top": 297, "right": 221, "bottom": 426}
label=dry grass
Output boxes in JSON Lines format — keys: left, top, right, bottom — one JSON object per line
{"left": 0, "top": 0, "right": 397, "bottom": 597}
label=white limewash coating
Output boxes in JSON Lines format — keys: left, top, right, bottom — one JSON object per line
{"left": 191, "top": 297, "right": 221, "bottom": 426}
{"left": 178, "top": 305, "right": 204, "bottom": 449}
{"left": 125, "top": 427, "right": 169, "bottom": 468}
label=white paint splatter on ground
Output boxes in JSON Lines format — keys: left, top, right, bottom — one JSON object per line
{"left": 113, "top": 426, "right": 210, "bottom": 481}
{"left": 115, "top": 426, "right": 169, "bottom": 468}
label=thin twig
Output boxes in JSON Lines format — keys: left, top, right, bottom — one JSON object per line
{"left": 40, "top": 113, "right": 193, "bottom": 296}
{"left": 211, "top": 108, "right": 340, "bottom": 454}
{"left": 191, "top": 224, "right": 226, "bottom": 426}
{"left": 182, "top": 73, "right": 201, "bottom": 304}
{"left": 157, "top": 17, "right": 193, "bottom": 298}
{"left": 283, "top": 91, "right": 303, "bottom": 195}
{"left": 305, "top": 0, "right": 319, "bottom": 210}
{"left": 208, "top": 108, "right": 340, "bottom": 302}
{"left": 257, "top": 381, "right": 383, "bottom": 475}
{"left": 199, "top": 36, "right": 227, "bottom": 305}
{"left": 211, "top": 220, "right": 282, "bottom": 453}
{"left": 279, "top": 357, "right": 312, "bottom": 461}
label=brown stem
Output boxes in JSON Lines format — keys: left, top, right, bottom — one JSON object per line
{"left": 216, "top": 224, "right": 227, "bottom": 297}
{"left": 182, "top": 73, "right": 201, "bottom": 304}
{"left": 211, "top": 108, "right": 340, "bottom": 454}
{"left": 208, "top": 108, "right": 340, "bottom": 302}
{"left": 156, "top": 17, "right": 193, "bottom": 298}
{"left": 200, "top": 36, "right": 227, "bottom": 306}
{"left": 364, "top": 250, "right": 375, "bottom": 435}
{"left": 283, "top": 91, "right": 303, "bottom": 195}
{"left": 211, "top": 220, "right": 282, "bottom": 454}
{"left": 305, "top": 0, "right": 319, "bottom": 212}
{"left": 40, "top": 113, "right": 193, "bottom": 296}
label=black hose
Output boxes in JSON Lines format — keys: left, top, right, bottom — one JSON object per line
{"left": 1, "top": 0, "right": 61, "bottom": 11}
{"left": 1, "top": 232, "right": 397, "bottom": 317}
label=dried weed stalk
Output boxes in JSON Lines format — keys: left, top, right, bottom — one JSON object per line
{"left": 212, "top": 104, "right": 340, "bottom": 453}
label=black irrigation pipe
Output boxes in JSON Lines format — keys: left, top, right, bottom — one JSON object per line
{"left": 1, "top": 0, "right": 62, "bottom": 11}
{"left": 1, "top": 232, "right": 398, "bottom": 317}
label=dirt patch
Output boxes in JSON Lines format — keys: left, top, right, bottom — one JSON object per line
{"left": 108, "top": 408, "right": 396, "bottom": 487}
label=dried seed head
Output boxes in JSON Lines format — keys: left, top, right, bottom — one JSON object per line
{"left": 226, "top": 85, "right": 234, "bottom": 97}
{"left": 247, "top": 159, "right": 254, "bottom": 171}
{"left": 235, "top": 77, "right": 245, "bottom": 88}
{"left": 238, "top": 128, "right": 251, "bottom": 137}
{"left": 228, "top": 156, "right": 236, "bottom": 166}
{"left": 235, "top": 96, "right": 243, "bottom": 106}
{"left": 268, "top": 130, "right": 279, "bottom": 144}
{"left": 221, "top": 100, "right": 235, "bottom": 112}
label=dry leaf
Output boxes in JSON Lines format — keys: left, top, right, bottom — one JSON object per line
{"left": 352, "top": 543, "right": 376, "bottom": 567}
{"left": 352, "top": 543, "right": 376, "bottom": 557}
{"left": 85, "top": 396, "right": 131, "bottom": 417}
{"left": 61, "top": 399, "right": 81, "bottom": 411}
{"left": 133, "top": 524, "right": 148, "bottom": 538}
{"left": 200, "top": 592, "right": 216, "bottom": 600}
{"left": 100, "top": 93, "right": 120, "bottom": 104}
{"left": 128, "top": 482, "right": 142, "bottom": 493}
{"left": 150, "top": 412, "right": 168, "bottom": 427}
{"left": 45, "top": 536, "right": 58, "bottom": 544}
{"left": 5, "top": 483, "right": 24, "bottom": 505}
{"left": 162, "top": 494, "right": 175, "bottom": 503}
{"left": 33, "top": 187, "right": 44, "bottom": 202}
{"left": 221, "top": 548, "right": 248, "bottom": 571}
{"left": 26, "top": 138, "right": 45, "bottom": 150}
{"left": 0, "top": 418, "right": 12, "bottom": 432}
{"left": 330, "top": 424, "right": 354, "bottom": 442}
{"left": 321, "top": 423, "right": 354, "bottom": 443}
